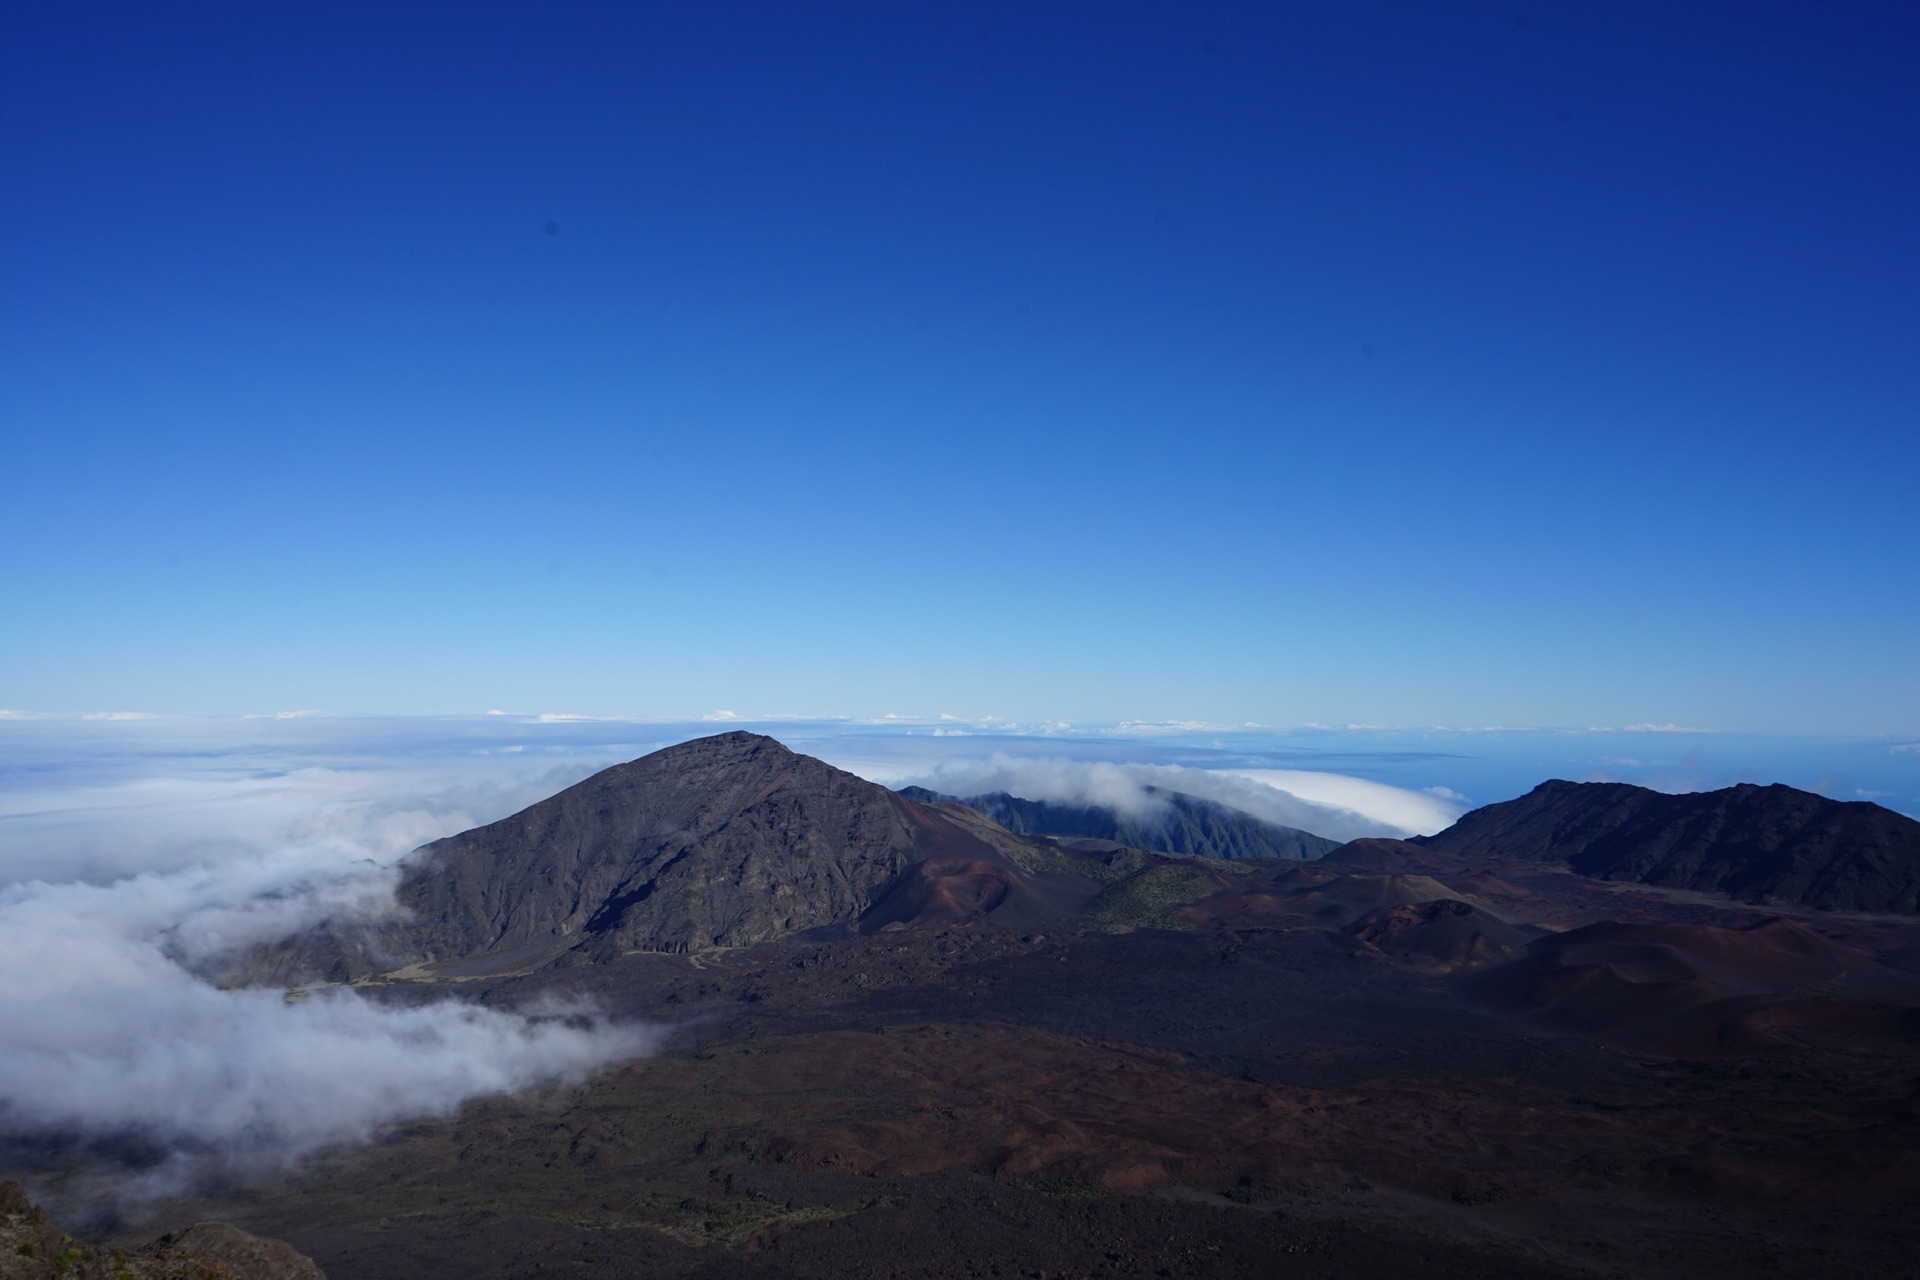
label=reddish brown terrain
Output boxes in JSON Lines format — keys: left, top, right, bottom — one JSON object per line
{"left": 12, "top": 736, "right": 1920, "bottom": 1279}
{"left": 177, "top": 880, "right": 1920, "bottom": 1277}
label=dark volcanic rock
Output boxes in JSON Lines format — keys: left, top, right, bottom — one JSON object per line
{"left": 1418, "top": 780, "right": 1920, "bottom": 913}
{"left": 901, "top": 786, "right": 1338, "bottom": 860}
{"left": 335, "top": 733, "right": 1064, "bottom": 974}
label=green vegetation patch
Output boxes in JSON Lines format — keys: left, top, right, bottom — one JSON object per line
{"left": 1088, "top": 864, "right": 1226, "bottom": 928}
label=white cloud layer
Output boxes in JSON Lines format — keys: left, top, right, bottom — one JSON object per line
{"left": 848, "top": 752, "right": 1465, "bottom": 840}
{"left": 1214, "top": 768, "right": 1466, "bottom": 838}
{"left": 0, "top": 752, "right": 660, "bottom": 1204}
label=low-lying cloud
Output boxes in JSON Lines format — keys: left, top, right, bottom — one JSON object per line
{"left": 1213, "top": 768, "right": 1466, "bottom": 838}
{"left": 870, "top": 753, "right": 1465, "bottom": 841}
{"left": 0, "top": 866, "right": 657, "bottom": 1177}
{"left": 0, "top": 745, "right": 661, "bottom": 1208}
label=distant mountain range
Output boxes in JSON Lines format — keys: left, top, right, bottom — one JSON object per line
{"left": 246, "top": 736, "right": 1920, "bottom": 989}
{"left": 1416, "top": 779, "right": 1920, "bottom": 913}
{"left": 895, "top": 786, "right": 1339, "bottom": 860}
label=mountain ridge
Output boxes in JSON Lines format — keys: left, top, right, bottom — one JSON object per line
{"left": 252, "top": 733, "right": 1095, "bottom": 982}
{"left": 1416, "top": 778, "right": 1920, "bottom": 913}
{"left": 246, "top": 744, "right": 1920, "bottom": 993}
{"left": 897, "top": 786, "right": 1338, "bottom": 860}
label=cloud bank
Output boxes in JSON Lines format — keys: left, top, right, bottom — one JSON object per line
{"left": 864, "top": 753, "right": 1465, "bottom": 840}
{"left": 0, "top": 754, "right": 660, "bottom": 1206}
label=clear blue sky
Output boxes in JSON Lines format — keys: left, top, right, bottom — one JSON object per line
{"left": 4, "top": 2, "right": 1916, "bottom": 732}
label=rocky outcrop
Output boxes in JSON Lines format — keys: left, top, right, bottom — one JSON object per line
{"left": 0, "top": 1182, "right": 324, "bottom": 1280}
{"left": 1418, "top": 780, "right": 1920, "bottom": 913}
{"left": 901, "top": 787, "right": 1338, "bottom": 861}
{"left": 158, "top": 1224, "right": 329, "bottom": 1280}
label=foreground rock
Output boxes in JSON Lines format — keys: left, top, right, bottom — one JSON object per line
{"left": 0, "top": 1183, "right": 323, "bottom": 1280}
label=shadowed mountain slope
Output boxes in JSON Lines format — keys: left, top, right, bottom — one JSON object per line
{"left": 1418, "top": 780, "right": 1920, "bottom": 913}
{"left": 1462, "top": 916, "right": 1920, "bottom": 1056}
{"left": 898, "top": 786, "right": 1338, "bottom": 860}
{"left": 1318, "top": 837, "right": 1456, "bottom": 873}
{"left": 1267, "top": 872, "right": 1479, "bottom": 926}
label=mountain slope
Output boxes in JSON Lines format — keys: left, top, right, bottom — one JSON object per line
{"left": 900, "top": 787, "right": 1338, "bottom": 860}
{"left": 1418, "top": 780, "right": 1920, "bottom": 913}
{"left": 383, "top": 732, "right": 1078, "bottom": 968}
{"left": 1461, "top": 915, "right": 1920, "bottom": 1055}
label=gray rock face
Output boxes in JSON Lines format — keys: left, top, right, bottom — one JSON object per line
{"left": 900, "top": 786, "right": 1338, "bottom": 861}
{"left": 1418, "top": 779, "right": 1920, "bottom": 913}
{"left": 372, "top": 732, "right": 1050, "bottom": 970}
